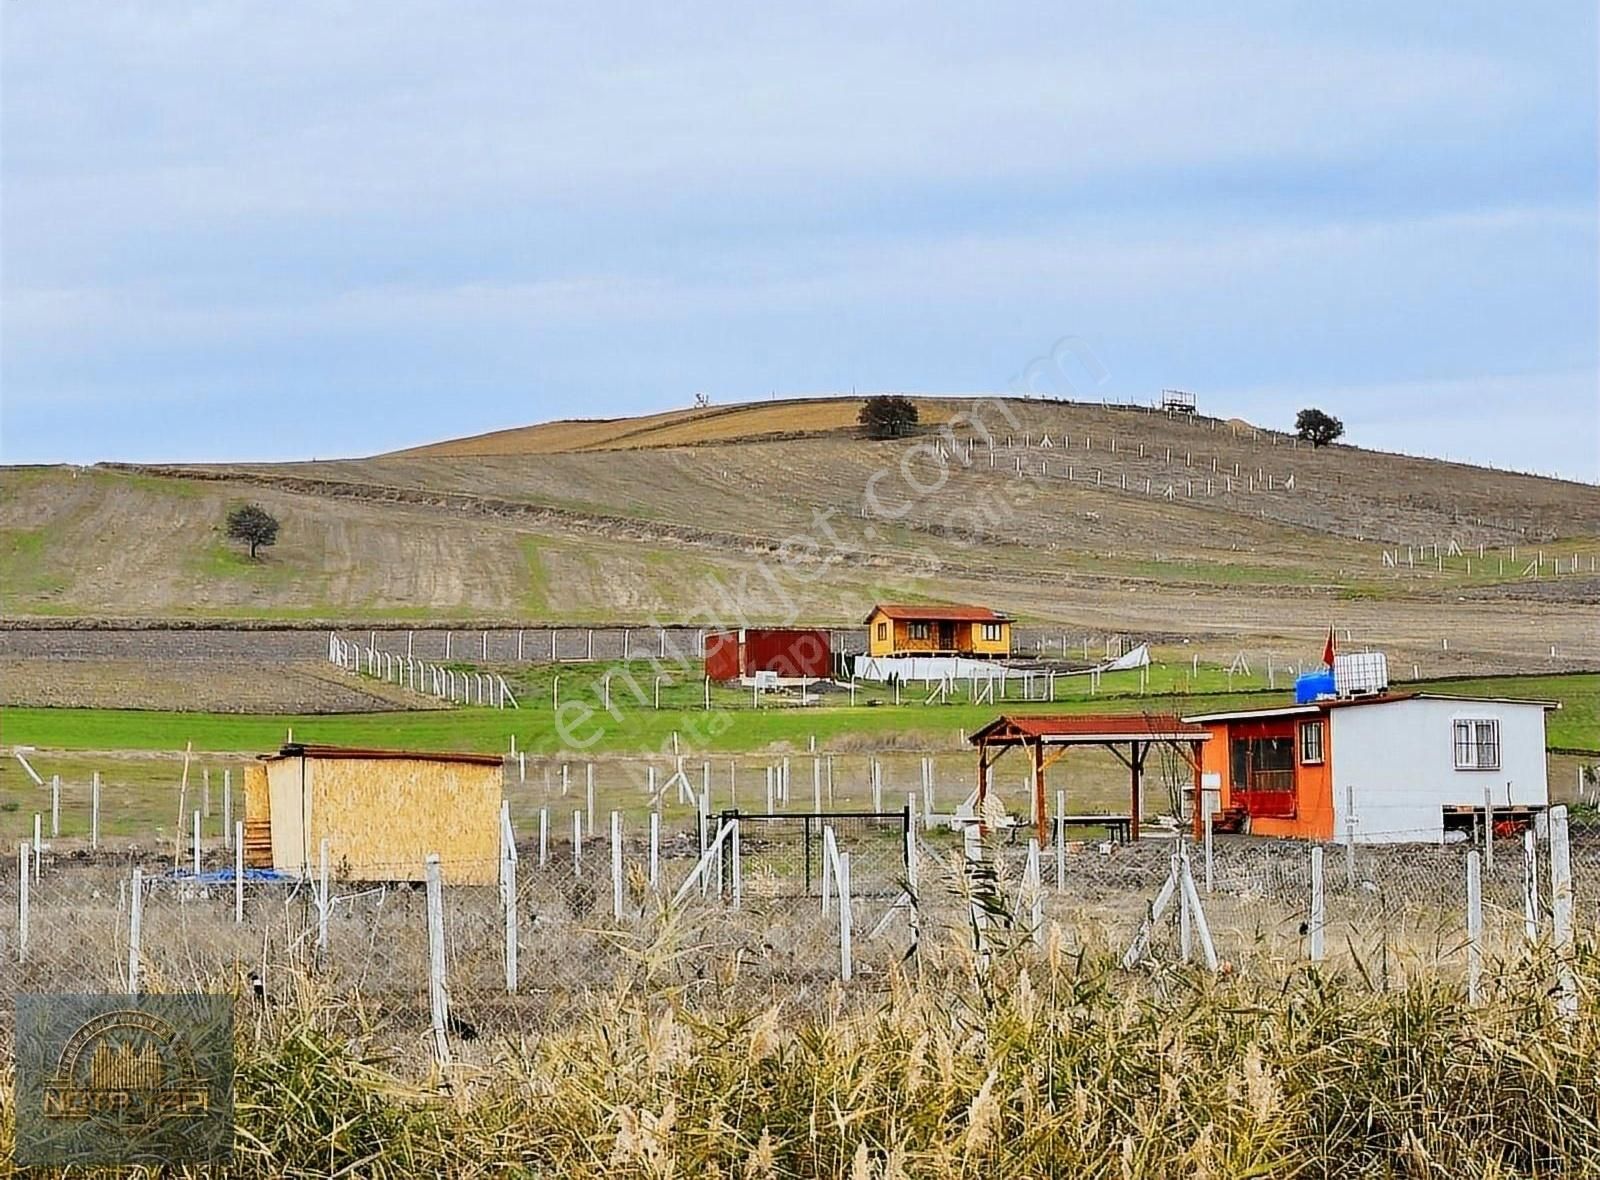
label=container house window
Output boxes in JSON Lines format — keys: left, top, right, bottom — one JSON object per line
{"left": 876, "top": 622, "right": 888, "bottom": 641}
{"left": 981, "top": 623, "right": 1003, "bottom": 642}
{"left": 908, "top": 622, "right": 930, "bottom": 640}
{"left": 1453, "top": 719, "right": 1500, "bottom": 770}
{"left": 1298, "top": 720, "right": 1324, "bottom": 765}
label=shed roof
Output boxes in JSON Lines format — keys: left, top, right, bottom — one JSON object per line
{"left": 1182, "top": 691, "right": 1560, "bottom": 726}
{"left": 969, "top": 713, "right": 1211, "bottom": 745}
{"left": 865, "top": 603, "right": 1010, "bottom": 623}
{"left": 265, "top": 743, "right": 505, "bottom": 767}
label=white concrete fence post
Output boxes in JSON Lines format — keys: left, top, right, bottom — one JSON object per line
{"left": 1549, "top": 806, "right": 1576, "bottom": 1018}
{"left": 1308, "top": 847, "right": 1326, "bottom": 962}
{"left": 128, "top": 866, "right": 143, "bottom": 994}
{"left": 1466, "top": 850, "right": 1483, "bottom": 1005}
{"left": 424, "top": 854, "right": 450, "bottom": 1064}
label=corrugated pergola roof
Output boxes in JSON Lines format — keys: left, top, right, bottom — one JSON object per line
{"left": 266, "top": 743, "right": 505, "bottom": 767}
{"left": 968, "top": 714, "right": 1211, "bottom": 745}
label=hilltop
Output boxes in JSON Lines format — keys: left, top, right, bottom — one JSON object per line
{"left": 2, "top": 395, "right": 1597, "bottom": 673}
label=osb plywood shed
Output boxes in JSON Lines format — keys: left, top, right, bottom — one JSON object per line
{"left": 259, "top": 744, "right": 504, "bottom": 885}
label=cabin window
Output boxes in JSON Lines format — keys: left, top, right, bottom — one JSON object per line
{"left": 1298, "top": 720, "right": 1324, "bottom": 765}
{"left": 876, "top": 622, "right": 888, "bottom": 641}
{"left": 1453, "top": 719, "right": 1500, "bottom": 770}
{"left": 981, "top": 622, "right": 1003, "bottom": 642}
{"left": 1229, "top": 735, "right": 1297, "bottom": 817}
{"left": 908, "top": 622, "right": 930, "bottom": 640}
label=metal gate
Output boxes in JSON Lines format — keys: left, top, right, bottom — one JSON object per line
{"left": 716, "top": 809, "right": 910, "bottom": 898}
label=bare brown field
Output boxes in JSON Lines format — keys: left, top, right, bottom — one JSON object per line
{"left": 3, "top": 397, "right": 1597, "bottom": 683}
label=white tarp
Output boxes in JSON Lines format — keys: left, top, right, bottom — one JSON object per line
{"left": 1102, "top": 642, "right": 1150, "bottom": 671}
{"left": 852, "top": 655, "right": 1013, "bottom": 683}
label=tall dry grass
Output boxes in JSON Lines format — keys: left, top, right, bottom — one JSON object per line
{"left": 3, "top": 937, "right": 1595, "bottom": 1179}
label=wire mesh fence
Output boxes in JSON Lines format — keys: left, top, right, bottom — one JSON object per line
{"left": 3, "top": 808, "right": 1596, "bottom": 1070}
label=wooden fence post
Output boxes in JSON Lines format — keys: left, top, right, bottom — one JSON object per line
{"left": 91, "top": 772, "right": 101, "bottom": 850}
{"left": 539, "top": 808, "right": 549, "bottom": 867}
{"left": 51, "top": 775, "right": 60, "bottom": 838}
{"left": 424, "top": 854, "right": 451, "bottom": 1065}
{"left": 572, "top": 810, "right": 583, "bottom": 876}
{"left": 649, "top": 811, "right": 660, "bottom": 890}
{"left": 502, "top": 803, "right": 518, "bottom": 994}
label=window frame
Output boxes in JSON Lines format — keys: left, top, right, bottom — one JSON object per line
{"left": 1452, "top": 718, "right": 1501, "bottom": 771}
{"left": 1298, "top": 719, "right": 1325, "bottom": 766}
{"left": 876, "top": 621, "right": 888, "bottom": 642}
{"left": 980, "top": 622, "right": 1003, "bottom": 642}
{"left": 908, "top": 621, "right": 931, "bottom": 641}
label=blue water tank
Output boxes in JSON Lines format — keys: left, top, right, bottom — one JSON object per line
{"left": 1295, "top": 670, "right": 1336, "bottom": 703}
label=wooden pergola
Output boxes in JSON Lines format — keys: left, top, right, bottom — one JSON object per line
{"left": 968, "top": 714, "right": 1211, "bottom": 842}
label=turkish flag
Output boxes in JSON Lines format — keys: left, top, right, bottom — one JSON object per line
{"left": 1322, "top": 625, "right": 1337, "bottom": 667}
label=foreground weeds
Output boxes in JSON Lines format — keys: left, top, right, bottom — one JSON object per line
{"left": 2, "top": 945, "right": 1597, "bottom": 1178}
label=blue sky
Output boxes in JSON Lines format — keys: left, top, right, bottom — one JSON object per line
{"left": 3, "top": 2, "right": 1596, "bottom": 478}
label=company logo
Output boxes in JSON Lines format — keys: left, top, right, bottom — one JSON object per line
{"left": 43, "top": 1009, "right": 212, "bottom": 1123}
{"left": 15, "top": 994, "right": 233, "bottom": 1165}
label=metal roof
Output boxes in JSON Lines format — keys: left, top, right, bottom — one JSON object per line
{"left": 1183, "top": 691, "right": 1560, "bottom": 725}
{"left": 865, "top": 603, "right": 1010, "bottom": 623}
{"left": 265, "top": 743, "right": 505, "bottom": 767}
{"left": 969, "top": 714, "right": 1211, "bottom": 745}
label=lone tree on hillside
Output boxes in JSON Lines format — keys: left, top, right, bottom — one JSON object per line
{"left": 1295, "top": 407, "right": 1345, "bottom": 448}
{"left": 858, "top": 394, "right": 919, "bottom": 439}
{"left": 226, "top": 503, "right": 280, "bottom": 559}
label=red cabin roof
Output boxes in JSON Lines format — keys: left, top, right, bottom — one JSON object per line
{"left": 969, "top": 714, "right": 1210, "bottom": 745}
{"left": 865, "top": 603, "right": 1010, "bottom": 623}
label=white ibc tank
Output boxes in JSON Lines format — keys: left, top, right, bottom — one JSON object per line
{"left": 1334, "top": 651, "right": 1389, "bottom": 697}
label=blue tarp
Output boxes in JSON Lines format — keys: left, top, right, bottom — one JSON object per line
{"left": 156, "top": 867, "right": 292, "bottom": 884}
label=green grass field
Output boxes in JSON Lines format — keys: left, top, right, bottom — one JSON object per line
{"left": 3, "top": 671, "right": 1592, "bottom": 757}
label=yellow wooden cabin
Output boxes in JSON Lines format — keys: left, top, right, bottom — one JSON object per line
{"left": 863, "top": 603, "right": 1012, "bottom": 659}
{"left": 242, "top": 744, "right": 504, "bottom": 886}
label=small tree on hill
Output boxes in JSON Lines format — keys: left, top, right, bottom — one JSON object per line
{"left": 858, "top": 394, "right": 919, "bottom": 439}
{"left": 226, "top": 503, "right": 279, "bottom": 559}
{"left": 1295, "top": 408, "right": 1344, "bottom": 448}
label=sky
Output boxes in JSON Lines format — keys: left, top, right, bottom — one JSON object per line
{"left": 2, "top": 2, "right": 1597, "bottom": 480}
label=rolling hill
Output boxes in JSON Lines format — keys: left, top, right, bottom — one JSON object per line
{"left": 3, "top": 395, "right": 1597, "bottom": 673}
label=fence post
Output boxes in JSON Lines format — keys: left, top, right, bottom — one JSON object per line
{"left": 1055, "top": 791, "right": 1066, "bottom": 893}
{"left": 502, "top": 805, "right": 518, "bottom": 994}
{"left": 1549, "top": 806, "right": 1576, "bottom": 1018}
{"left": 1204, "top": 806, "right": 1215, "bottom": 893}
{"left": 193, "top": 811, "right": 202, "bottom": 876}
{"left": 1522, "top": 828, "right": 1539, "bottom": 942}
{"left": 234, "top": 822, "right": 245, "bottom": 923}
{"left": 33, "top": 814, "right": 41, "bottom": 881}
{"left": 1466, "top": 850, "right": 1482, "bottom": 1005}
{"left": 1483, "top": 785, "right": 1494, "bottom": 872}
{"left": 317, "top": 837, "right": 330, "bottom": 953}
{"left": 572, "top": 810, "right": 583, "bottom": 876}
{"left": 222, "top": 770, "right": 232, "bottom": 850}
{"left": 1344, "top": 783, "right": 1356, "bottom": 887}
{"left": 610, "top": 811, "right": 624, "bottom": 920}
{"left": 424, "top": 854, "right": 451, "bottom": 1065}
{"left": 1026, "top": 838, "right": 1043, "bottom": 945}
{"left": 731, "top": 818, "right": 742, "bottom": 908}
{"left": 51, "top": 775, "right": 60, "bottom": 838}
{"left": 586, "top": 765, "right": 595, "bottom": 836}
{"left": 128, "top": 866, "right": 143, "bottom": 994}
{"left": 1308, "top": 847, "right": 1326, "bottom": 962}
{"left": 18, "top": 843, "right": 28, "bottom": 961}
{"left": 649, "top": 811, "right": 660, "bottom": 890}
{"left": 538, "top": 808, "right": 549, "bottom": 867}
{"left": 838, "top": 852, "right": 853, "bottom": 982}
{"left": 91, "top": 772, "right": 101, "bottom": 850}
